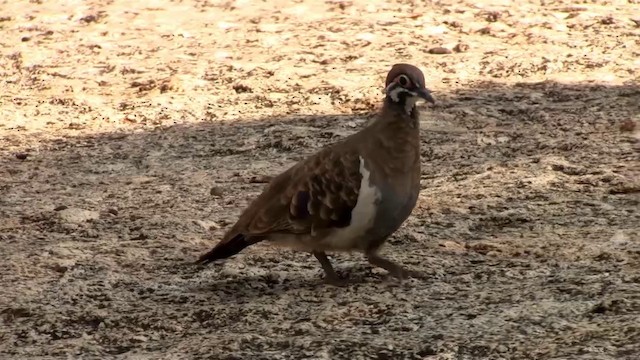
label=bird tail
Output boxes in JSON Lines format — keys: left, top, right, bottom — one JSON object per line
{"left": 195, "top": 233, "right": 262, "bottom": 265}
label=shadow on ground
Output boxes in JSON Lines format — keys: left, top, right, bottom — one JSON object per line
{"left": 1, "top": 81, "right": 639, "bottom": 359}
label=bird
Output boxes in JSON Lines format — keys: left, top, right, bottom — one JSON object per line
{"left": 196, "top": 63, "right": 435, "bottom": 285}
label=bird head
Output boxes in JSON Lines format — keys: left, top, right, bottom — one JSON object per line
{"left": 384, "top": 63, "right": 435, "bottom": 114}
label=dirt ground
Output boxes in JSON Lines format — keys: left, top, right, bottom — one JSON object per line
{"left": 1, "top": 0, "right": 639, "bottom": 358}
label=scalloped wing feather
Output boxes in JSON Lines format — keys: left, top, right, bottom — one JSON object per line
{"left": 232, "top": 147, "right": 363, "bottom": 239}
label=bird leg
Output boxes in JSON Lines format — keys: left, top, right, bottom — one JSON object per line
{"left": 313, "top": 251, "right": 348, "bottom": 286}
{"left": 366, "top": 251, "right": 423, "bottom": 281}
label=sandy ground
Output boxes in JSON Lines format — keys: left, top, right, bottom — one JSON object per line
{"left": 1, "top": 0, "right": 640, "bottom": 358}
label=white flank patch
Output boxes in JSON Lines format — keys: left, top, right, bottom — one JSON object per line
{"left": 323, "top": 156, "right": 380, "bottom": 250}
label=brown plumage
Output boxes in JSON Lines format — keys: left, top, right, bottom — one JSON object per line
{"left": 196, "top": 63, "right": 435, "bottom": 285}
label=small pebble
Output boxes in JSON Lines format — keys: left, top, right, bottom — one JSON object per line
{"left": 428, "top": 47, "right": 452, "bottom": 55}
{"left": 130, "top": 233, "right": 148, "bottom": 241}
{"left": 486, "top": 11, "right": 501, "bottom": 22}
{"left": 210, "top": 186, "right": 224, "bottom": 197}
{"left": 58, "top": 208, "right": 100, "bottom": 223}
{"left": 477, "top": 27, "right": 491, "bottom": 35}
{"left": 249, "top": 175, "right": 273, "bottom": 183}
{"left": 599, "top": 16, "right": 615, "bottom": 25}
{"left": 131, "top": 335, "right": 148, "bottom": 342}
{"left": 619, "top": 119, "right": 636, "bottom": 132}
{"left": 124, "top": 113, "right": 137, "bottom": 123}
{"left": 233, "top": 83, "right": 252, "bottom": 93}
{"left": 454, "top": 43, "right": 470, "bottom": 53}
{"left": 79, "top": 14, "right": 100, "bottom": 23}
{"left": 194, "top": 220, "right": 221, "bottom": 231}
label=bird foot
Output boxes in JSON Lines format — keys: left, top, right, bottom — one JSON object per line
{"left": 313, "top": 251, "right": 350, "bottom": 287}
{"left": 367, "top": 253, "right": 425, "bottom": 282}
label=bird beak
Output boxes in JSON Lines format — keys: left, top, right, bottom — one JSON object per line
{"left": 416, "top": 88, "right": 435, "bottom": 104}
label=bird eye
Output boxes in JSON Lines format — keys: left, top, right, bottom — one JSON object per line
{"left": 397, "top": 75, "right": 409, "bottom": 87}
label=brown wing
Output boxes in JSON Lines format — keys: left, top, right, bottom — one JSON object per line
{"left": 227, "top": 146, "right": 362, "bottom": 240}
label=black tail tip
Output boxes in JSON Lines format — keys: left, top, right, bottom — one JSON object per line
{"left": 194, "top": 250, "right": 217, "bottom": 266}
{"left": 194, "top": 233, "right": 255, "bottom": 266}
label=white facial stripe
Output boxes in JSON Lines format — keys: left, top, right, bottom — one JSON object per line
{"left": 388, "top": 86, "right": 419, "bottom": 114}
{"left": 405, "top": 96, "right": 419, "bottom": 114}
{"left": 388, "top": 85, "right": 402, "bottom": 101}
{"left": 388, "top": 86, "right": 415, "bottom": 102}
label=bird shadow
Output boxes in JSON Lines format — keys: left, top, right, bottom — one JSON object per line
{"left": 182, "top": 257, "right": 395, "bottom": 297}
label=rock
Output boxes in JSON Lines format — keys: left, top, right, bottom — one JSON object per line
{"left": 131, "top": 335, "right": 148, "bottom": 342}
{"left": 619, "top": 119, "right": 636, "bottom": 132}
{"left": 439, "top": 240, "right": 465, "bottom": 252}
{"left": 210, "top": 186, "right": 224, "bottom": 197}
{"left": 427, "top": 47, "right": 453, "bottom": 55}
{"left": 58, "top": 208, "right": 100, "bottom": 224}
{"left": 130, "top": 176, "right": 155, "bottom": 184}
{"left": 194, "top": 220, "right": 221, "bottom": 231}
{"left": 466, "top": 241, "right": 505, "bottom": 255}
{"left": 599, "top": 16, "right": 615, "bottom": 25}
{"left": 49, "top": 260, "right": 74, "bottom": 274}
{"left": 453, "top": 43, "right": 470, "bottom": 53}
{"left": 485, "top": 11, "right": 502, "bottom": 22}
{"left": 608, "top": 181, "right": 640, "bottom": 194}
{"left": 477, "top": 26, "right": 491, "bottom": 35}
{"left": 233, "top": 83, "right": 252, "bottom": 93}
{"left": 591, "top": 298, "right": 629, "bottom": 314}
{"left": 610, "top": 231, "right": 629, "bottom": 246}
{"left": 130, "top": 233, "right": 148, "bottom": 241}
{"left": 549, "top": 162, "right": 587, "bottom": 176}
{"left": 249, "top": 175, "right": 273, "bottom": 183}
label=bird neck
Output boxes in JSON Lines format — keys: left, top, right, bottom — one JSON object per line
{"left": 377, "top": 97, "right": 420, "bottom": 129}
{"left": 361, "top": 101, "right": 421, "bottom": 178}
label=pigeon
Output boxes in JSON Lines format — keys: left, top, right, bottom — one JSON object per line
{"left": 196, "top": 63, "right": 435, "bottom": 285}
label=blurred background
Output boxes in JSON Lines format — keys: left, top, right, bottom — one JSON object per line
{"left": 2, "top": 0, "right": 638, "bottom": 133}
